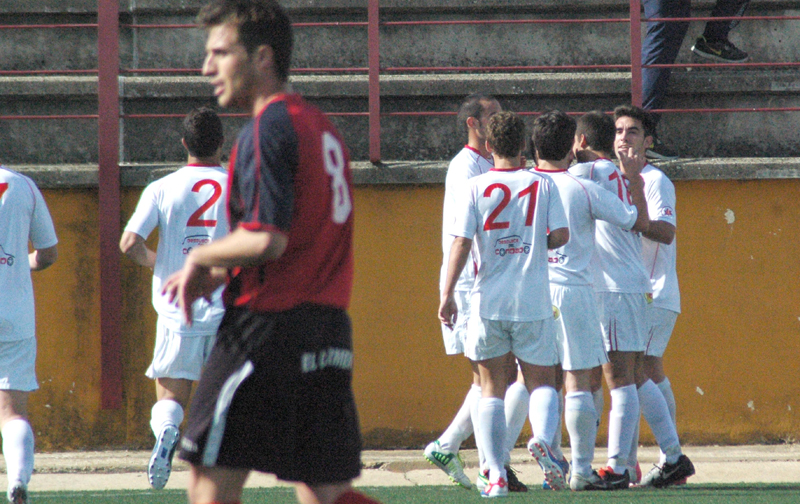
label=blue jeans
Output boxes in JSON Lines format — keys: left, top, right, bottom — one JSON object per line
{"left": 641, "top": 0, "right": 749, "bottom": 125}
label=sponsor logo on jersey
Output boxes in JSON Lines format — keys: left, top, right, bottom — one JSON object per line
{"left": 495, "top": 235, "right": 531, "bottom": 257}
{"left": 548, "top": 251, "right": 567, "bottom": 264}
{"left": 0, "top": 245, "right": 14, "bottom": 266}
{"left": 182, "top": 234, "right": 212, "bottom": 255}
{"left": 659, "top": 207, "right": 675, "bottom": 218}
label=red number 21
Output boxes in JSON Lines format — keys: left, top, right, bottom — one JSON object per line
{"left": 483, "top": 181, "right": 539, "bottom": 231}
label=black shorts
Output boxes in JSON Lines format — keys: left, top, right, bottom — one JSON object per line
{"left": 178, "top": 304, "right": 362, "bottom": 485}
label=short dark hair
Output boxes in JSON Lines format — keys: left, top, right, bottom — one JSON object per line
{"left": 576, "top": 111, "right": 615, "bottom": 153}
{"left": 456, "top": 93, "right": 496, "bottom": 136}
{"left": 197, "top": 0, "right": 293, "bottom": 82}
{"left": 486, "top": 111, "right": 526, "bottom": 159}
{"left": 183, "top": 107, "right": 224, "bottom": 158}
{"left": 613, "top": 104, "right": 656, "bottom": 138}
{"left": 531, "top": 110, "right": 576, "bottom": 162}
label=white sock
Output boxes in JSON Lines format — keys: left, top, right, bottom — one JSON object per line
{"left": 439, "top": 385, "right": 480, "bottom": 453}
{"left": 606, "top": 384, "right": 639, "bottom": 473}
{"left": 150, "top": 399, "right": 184, "bottom": 437}
{"left": 529, "top": 386, "right": 559, "bottom": 447}
{"left": 565, "top": 391, "right": 597, "bottom": 477}
{"left": 469, "top": 385, "right": 486, "bottom": 470}
{"left": 656, "top": 377, "right": 677, "bottom": 464}
{"left": 638, "top": 379, "right": 681, "bottom": 464}
{"left": 592, "top": 388, "right": 604, "bottom": 429}
{"left": 503, "top": 381, "right": 529, "bottom": 464}
{"left": 2, "top": 419, "right": 34, "bottom": 489}
{"left": 550, "top": 391, "right": 565, "bottom": 461}
{"left": 656, "top": 377, "right": 677, "bottom": 426}
{"left": 478, "top": 397, "right": 507, "bottom": 483}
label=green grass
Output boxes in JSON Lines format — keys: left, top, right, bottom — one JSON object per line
{"left": 27, "top": 484, "right": 800, "bottom": 504}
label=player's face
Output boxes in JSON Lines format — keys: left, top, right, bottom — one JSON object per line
{"left": 614, "top": 116, "right": 652, "bottom": 157}
{"left": 202, "top": 23, "right": 259, "bottom": 109}
{"left": 475, "top": 100, "right": 502, "bottom": 141}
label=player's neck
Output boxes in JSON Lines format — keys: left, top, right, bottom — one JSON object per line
{"left": 466, "top": 136, "right": 491, "bottom": 159}
{"left": 492, "top": 154, "right": 524, "bottom": 170}
{"left": 251, "top": 81, "right": 290, "bottom": 117}
{"left": 536, "top": 159, "right": 569, "bottom": 172}
{"left": 575, "top": 149, "right": 612, "bottom": 163}
{"left": 187, "top": 154, "right": 222, "bottom": 167}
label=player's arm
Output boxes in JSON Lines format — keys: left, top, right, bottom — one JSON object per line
{"left": 616, "top": 147, "right": 650, "bottom": 234}
{"left": 643, "top": 220, "right": 676, "bottom": 245}
{"left": 547, "top": 227, "right": 569, "bottom": 249}
{"left": 163, "top": 226, "right": 288, "bottom": 323}
{"left": 119, "top": 231, "right": 156, "bottom": 269}
{"left": 29, "top": 245, "right": 57, "bottom": 271}
{"left": 438, "top": 236, "right": 472, "bottom": 329}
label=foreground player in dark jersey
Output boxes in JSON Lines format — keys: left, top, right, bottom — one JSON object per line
{"left": 162, "top": 2, "right": 381, "bottom": 504}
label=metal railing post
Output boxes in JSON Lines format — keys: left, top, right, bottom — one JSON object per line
{"left": 367, "top": 0, "right": 381, "bottom": 163}
{"left": 97, "top": 0, "right": 122, "bottom": 410}
{"left": 630, "top": 0, "right": 643, "bottom": 107}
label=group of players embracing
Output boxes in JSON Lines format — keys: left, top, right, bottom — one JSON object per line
{"left": 425, "top": 94, "right": 694, "bottom": 496}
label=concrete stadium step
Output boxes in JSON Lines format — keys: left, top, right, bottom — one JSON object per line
{"left": 0, "top": 1, "right": 795, "bottom": 71}
{"left": 0, "top": 70, "right": 798, "bottom": 163}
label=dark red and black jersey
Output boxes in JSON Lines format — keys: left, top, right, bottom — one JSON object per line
{"left": 224, "top": 93, "right": 354, "bottom": 311}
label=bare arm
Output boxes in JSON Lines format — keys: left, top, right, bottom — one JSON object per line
{"left": 547, "top": 227, "right": 569, "bottom": 249}
{"left": 119, "top": 231, "right": 156, "bottom": 269}
{"left": 438, "top": 236, "right": 472, "bottom": 329}
{"left": 617, "top": 147, "right": 650, "bottom": 234}
{"left": 162, "top": 226, "right": 289, "bottom": 324}
{"left": 29, "top": 245, "right": 57, "bottom": 271}
{"left": 643, "top": 220, "right": 676, "bottom": 245}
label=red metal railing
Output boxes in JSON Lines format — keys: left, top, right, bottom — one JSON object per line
{"left": 1, "top": 1, "right": 797, "bottom": 408}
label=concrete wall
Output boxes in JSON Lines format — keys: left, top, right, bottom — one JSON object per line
{"left": 26, "top": 177, "right": 800, "bottom": 450}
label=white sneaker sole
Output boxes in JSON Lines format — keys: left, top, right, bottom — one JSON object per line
{"left": 148, "top": 425, "right": 180, "bottom": 490}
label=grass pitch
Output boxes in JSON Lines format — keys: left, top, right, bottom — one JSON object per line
{"left": 27, "top": 484, "right": 800, "bottom": 504}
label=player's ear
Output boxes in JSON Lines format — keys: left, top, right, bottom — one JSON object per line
{"left": 181, "top": 138, "right": 189, "bottom": 151}
{"left": 466, "top": 116, "right": 479, "bottom": 131}
{"left": 254, "top": 44, "right": 275, "bottom": 73}
{"left": 644, "top": 134, "right": 654, "bottom": 150}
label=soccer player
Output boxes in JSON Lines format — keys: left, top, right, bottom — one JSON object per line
{"left": 161, "top": 2, "right": 381, "bottom": 504}
{"left": 616, "top": 105, "right": 696, "bottom": 488}
{"left": 533, "top": 111, "right": 649, "bottom": 490}
{"left": 0, "top": 166, "right": 58, "bottom": 504}
{"left": 424, "top": 94, "right": 530, "bottom": 493}
{"left": 439, "top": 110, "right": 570, "bottom": 496}
{"left": 120, "top": 107, "right": 228, "bottom": 490}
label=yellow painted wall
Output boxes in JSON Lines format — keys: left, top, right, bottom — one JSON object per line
{"left": 28, "top": 179, "right": 800, "bottom": 450}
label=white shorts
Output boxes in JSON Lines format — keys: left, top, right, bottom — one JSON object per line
{"left": 146, "top": 320, "right": 216, "bottom": 381}
{"left": 644, "top": 307, "right": 678, "bottom": 357}
{"left": 465, "top": 315, "right": 560, "bottom": 366}
{"left": 440, "top": 289, "right": 471, "bottom": 355}
{"left": 0, "top": 338, "right": 38, "bottom": 391}
{"left": 596, "top": 292, "right": 649, "bottom": 353}
{"left": 551, "top": 284, "right": 608, "bottom": 371}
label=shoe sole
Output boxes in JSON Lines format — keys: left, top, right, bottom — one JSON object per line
{"left": 9, "top": 485, "right": 27, "bottom": 504}
{"left": 423, "top": 451, "right": 472, "bottom": 489}
{"left": 690, "top": 47, "right": 748, "bottom": 63}
{"left": 148, "top": 425, "right": 180, "bottom": 490}
{"left": 528, "top": 441, "right": 567, "bottom": 491}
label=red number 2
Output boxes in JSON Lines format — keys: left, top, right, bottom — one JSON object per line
{"left": 186, "top": 179, "right": 222, "bottom": 227}
{"left": 483, "top": 182, "right": 539, "bottom": 230}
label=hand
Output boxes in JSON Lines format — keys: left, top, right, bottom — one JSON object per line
{"left": 161, "top": 259, "right": 216, "bottom": 325}
{"left": 616, "top": 145, "right": 646, "bottom": 179}
{"left": 438, "top": 294, "right": 458, "bottom": 329}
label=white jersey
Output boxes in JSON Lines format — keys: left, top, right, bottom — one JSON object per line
{"left": 539, "top": 168, "right": 638, "bottom": 287}
{"left": 124, "top": 164, "right": 229, "bottom": 334}
{"left": 641, "top": 164, "right": 680, "bottom": 313}
{"left": 451, "top": 167, "right": 567, "bottom": 321}
{"left": 0, "top": 167, "right": 58, "bottom": 342}
{"left": 571, "top": 159, "right": 650, "bottom": 294}
{"left": 440, "top": 146, "right": 494, "bottom": 292}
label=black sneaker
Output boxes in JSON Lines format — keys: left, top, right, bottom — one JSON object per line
{"left": 597, "top": 466, "right": 631, "bottom": 490}
{"left": 691, "top": 36, "right": 749, "bottom": 63}
{"left": 645, "top": 137, "right": 679, "bottom": 161}
{"left": 639, "top": 454, "right": 696, "bottom": 488}
{"left": 505, "top": 465, "right": 528, "bottom": 492}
